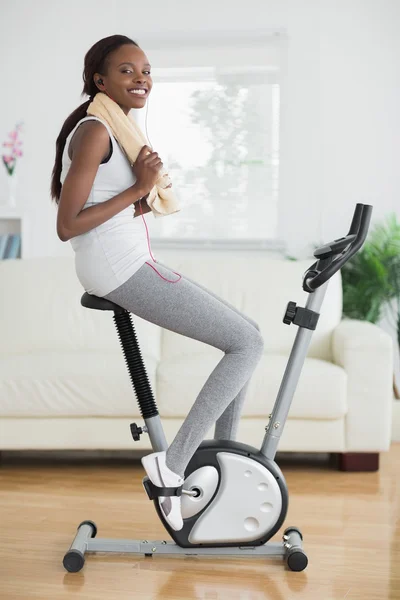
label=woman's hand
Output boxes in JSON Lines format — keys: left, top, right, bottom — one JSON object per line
{"left": 132, "top": 145, "right": 172, "bottom": 194}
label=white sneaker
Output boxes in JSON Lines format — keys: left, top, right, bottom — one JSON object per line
{"left": 141, "top": 450, "right": 184, "bottom": 531}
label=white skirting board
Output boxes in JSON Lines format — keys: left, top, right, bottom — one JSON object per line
{"left": 392, "top": 399, "right": 400, "bottom": 442}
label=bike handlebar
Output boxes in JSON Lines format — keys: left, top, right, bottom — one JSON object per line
{"left": 303, "top": 203, "right": 373, "bottom": 293}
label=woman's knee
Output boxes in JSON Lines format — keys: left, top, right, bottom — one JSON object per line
{"left": 240, "top": 312, "right": 260, "bottom": 332}
{"left": 253, "top": 329, "right": 264, "bottom": 356}
{"left": 239, "top": 323, "right": 264, "bottom": 357}
{"left": 249, "top": 318, "right": 260, "bottom": 332}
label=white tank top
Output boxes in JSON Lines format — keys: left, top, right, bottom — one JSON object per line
{"left": 60, "top": 115, "right": 153, "bottom": 296}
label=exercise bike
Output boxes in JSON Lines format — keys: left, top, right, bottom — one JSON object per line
{"left": 63, "top": 202, "right": 372, "bottom": 573}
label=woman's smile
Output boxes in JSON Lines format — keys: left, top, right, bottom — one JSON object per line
{"left": 127, "top": 87, "right": 149, "bottom": 98}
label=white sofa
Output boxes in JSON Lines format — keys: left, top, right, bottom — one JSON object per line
{"left": 0, "top": 250, "right": 394, "bottom": 470}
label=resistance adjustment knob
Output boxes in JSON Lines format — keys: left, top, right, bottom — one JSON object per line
{"left": 283, "top": 301, "right": 297, "bottom": 325}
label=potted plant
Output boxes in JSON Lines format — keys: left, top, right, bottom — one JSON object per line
{"left": 1, "top": 121, "right": 24, "bottom": 208}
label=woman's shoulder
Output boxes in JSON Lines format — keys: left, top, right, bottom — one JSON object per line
{"left": 68, "top": 118, "right": 111, "bottom": 162}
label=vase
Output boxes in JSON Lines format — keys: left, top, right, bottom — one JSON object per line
{"left": 6, "top": 175, "right": 17, "bottom": 208}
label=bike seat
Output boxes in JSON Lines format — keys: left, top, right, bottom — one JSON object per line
{"left": 80, "top": 292, "right": 126, "bottom": 313}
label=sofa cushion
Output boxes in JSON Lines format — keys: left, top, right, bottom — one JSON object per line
{"left": 156, "top": 353, "right": 347, "bottom": 420}
{"left": 0, "top": 349, "right": 346, "bottom": 420}
{"left": 0, "top": 351, "right": 157, "bottom": 417}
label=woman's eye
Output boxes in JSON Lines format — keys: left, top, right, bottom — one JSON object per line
{"left": 122, "top": 70, "right": 151, "bottom": 75}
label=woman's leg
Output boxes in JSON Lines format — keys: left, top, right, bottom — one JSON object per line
{"left": 104, "top": 261, "right": 264, "bottom": 478}
{"left": 154, "top": 261, "right": 260, "bottom": 330}
{"left": 155, "top": 260, "right": 261, "bottom": 442}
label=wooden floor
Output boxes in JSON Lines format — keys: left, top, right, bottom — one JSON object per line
{"left": 0, "top": 444, "right": 399, "bottom": 600}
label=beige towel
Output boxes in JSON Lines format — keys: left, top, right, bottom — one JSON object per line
{"left": 87, "top": 92, "right": 180, "bottom": 218}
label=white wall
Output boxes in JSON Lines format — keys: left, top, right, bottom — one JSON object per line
{"left": 0, "top": 0, "right": 399, "bottom": 259}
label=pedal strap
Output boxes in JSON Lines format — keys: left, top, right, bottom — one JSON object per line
{"left": 142, "top": 477, "right": 183, "bottom": 501}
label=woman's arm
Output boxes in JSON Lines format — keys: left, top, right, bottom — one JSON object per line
{"left": 57, "top": 122, "right": 147, "bottom": 241}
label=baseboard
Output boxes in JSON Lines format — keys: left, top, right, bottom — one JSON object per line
{"left": 391, "top": 399, "right": 400, "bottom": 442}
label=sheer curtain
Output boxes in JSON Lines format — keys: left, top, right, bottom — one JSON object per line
{"left": 134, "top": 31, "right": 286, "bottom": 249}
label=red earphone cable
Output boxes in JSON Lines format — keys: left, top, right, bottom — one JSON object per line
{"left": 139, "top": 199, "right": 182, "bottom": 283}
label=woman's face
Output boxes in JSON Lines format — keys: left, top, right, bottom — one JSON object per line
{"left": 94, "top": 44, "right": 153, "bottom": 115}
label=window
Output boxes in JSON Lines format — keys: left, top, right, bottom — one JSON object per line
{"left": 134, "top": 31, "right": 286, "bottom": 249}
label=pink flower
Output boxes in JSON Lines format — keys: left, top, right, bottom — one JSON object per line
{"left": 1, "top": 121, "right": 24, "bottom": 175}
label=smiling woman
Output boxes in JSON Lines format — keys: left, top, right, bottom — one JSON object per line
{"left": 120, "top": 61, "right": 151, "bottom": 99}
{"left": 50, "top": 34, "right": 164, "bottom": 291}
{"left": 50, "top": 35, "right": 156, "bottom": 204}
{"left": 93, "top": 53, "right": 153, "bottom": 113}
{"left": 49, "top": 34, "right": 265, "bottom": 534}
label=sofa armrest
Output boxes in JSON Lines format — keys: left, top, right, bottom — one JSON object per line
{"left": 332, "top": 319, "right": 393, "bottom": 452}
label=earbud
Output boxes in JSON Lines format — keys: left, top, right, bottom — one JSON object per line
{"left": 97, "top": 79, "right": 103, "bottom": 85}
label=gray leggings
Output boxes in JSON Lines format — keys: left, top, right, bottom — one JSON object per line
{"left": 104, "top": 260, "right": 264, "bottom": 478}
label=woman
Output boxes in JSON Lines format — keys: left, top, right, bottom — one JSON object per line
{"left": 51, "top": 34, "right": 264, "bottom": 531}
